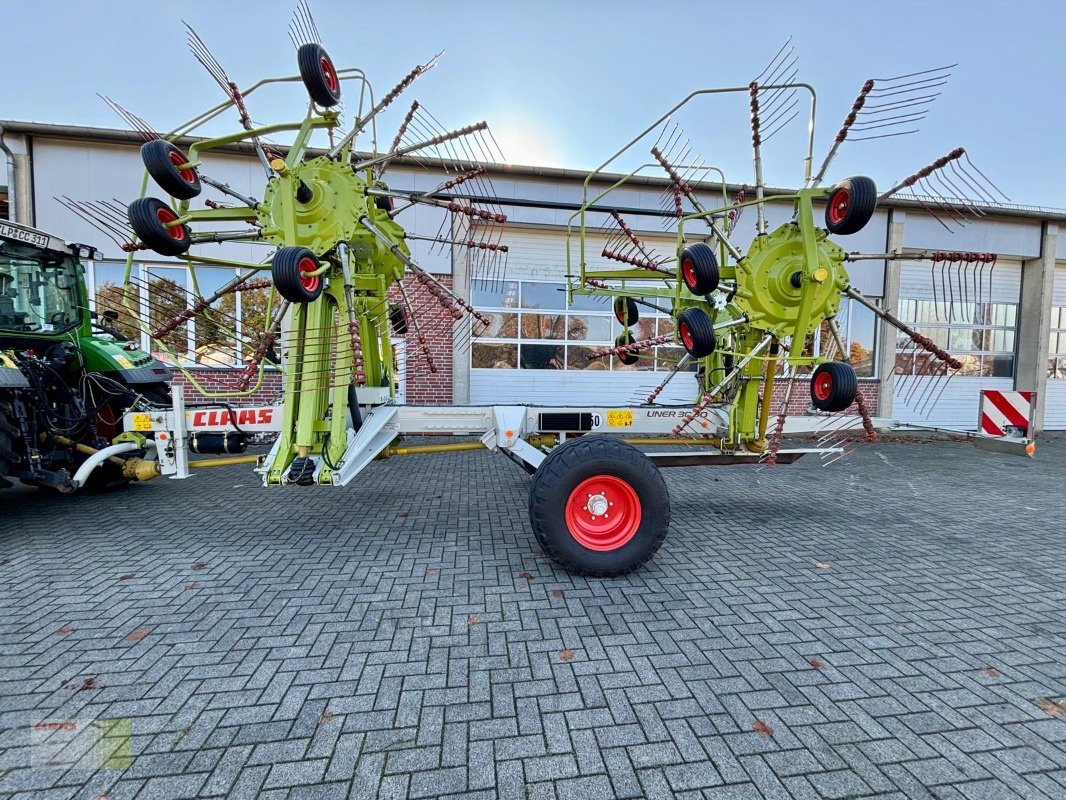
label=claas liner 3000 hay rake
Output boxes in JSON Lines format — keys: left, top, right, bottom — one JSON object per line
{"left": 68, "top": 12, "right": 1031, "bottom": 576}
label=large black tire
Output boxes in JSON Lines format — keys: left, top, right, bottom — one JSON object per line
{"left": 614, "top": 332, "right": 639, "bottom": 366}
{"left": 0, "top": 399, "right": 20, "bottom": 488}
{"left": 613, "top": 296, "right": 639, "bottom": 326}
{"left": 272, "top": 247, "right": 325, "bottom": 303}
{"left": 810, "top": 361, "right": 858, "bottom": 412}
{"left": 679, "top": 243, "right": 720, "bottom": 295}
{"left": 128, "top": 197, "right": 191, "bottom": 256}
{"left": 825, "top": 176, "right": 877, "bottom": 236}
{"left": 677, "top": 307, "right": 716, "bottom": 358}
{"left": 298, "top": 43, "right": 342, "bottom": 107}
{"left": 141, "top": 139, "right": 201, "bottom": 200}
{"left": 529, "top": 437, "right": 670, "bottom": 577}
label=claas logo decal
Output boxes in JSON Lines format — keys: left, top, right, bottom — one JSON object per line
{"left": 191, "top": 408, "right": 274, "bottom": 427}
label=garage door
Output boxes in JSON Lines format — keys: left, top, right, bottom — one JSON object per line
{"left": 1044, "top": 264, "right": 1066, "bottom": 429}
{"left": 893, "top": 260, "right": 1021, "bottom": 428}
{"left": 469, "top": 227, "right": 698, "bottom": 406}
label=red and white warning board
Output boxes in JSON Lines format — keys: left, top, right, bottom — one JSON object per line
{"left": 979, "top": 390, "right": 1035, "bottom": 437}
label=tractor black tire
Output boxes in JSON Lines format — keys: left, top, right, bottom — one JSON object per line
{"left": 529, "top": 436, "right": 670, "bottom": 577}
{"left": 825, "top": 176, "right": 877, "bottom": 236}
{"left": 613, "top": 296, "right": 639, "bottom": 326}
{"left": 298, "top": 43, "right": 342, "bottom": 107}
{"left": 679, "top": 242, "right": 720, "bottom": 295}
{"left": 810, "top": 361, "right": 859, "bottom": 412}
{"left": 389, "top": 303, "right": 409, "bottom": 336}
{"left": 128, "top": 197, "right": 191, "bottom": 256}
{"left": 272, "top": 247, "right": 325, "bottom": 303}
{"left": 141, "top": 139, "right": 201, "bottom": 200}
{"left": 615, "top": 332, "right": 639, "bottom": 366}
{"left": 677, "top": 307, "right": 716, "bottom": 358}
{"left": 0, "top": 399, "right": 20, "bottom": 487}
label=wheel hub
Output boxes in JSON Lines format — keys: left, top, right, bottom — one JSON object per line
{"left": 585, "top": 493, "right": 609, "bottom": 517}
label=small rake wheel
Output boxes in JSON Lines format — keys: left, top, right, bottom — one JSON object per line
{"left": 677, "top": 307, "right": 716, "bottom": 358}
{"left": 824, "top": 176, "right": 877, "bottom": 235}
{"left": 127, "top": 197, "right": 192, "bottom": 256}
{"left": 614, "top": 331, "right": 640, "bottom": 366}
{"left": 298, "top": 43, "right": 342, "bottom": 107}
{"left": 679, "top": 242, "right": 720, "bottom": 295}
{"left": 141, "top": 140, "right": 201, "bottom": 200}
{"left": 613, "top": 296, "right": 639, "bottom": 326}
{"left": 810, "top": 361, "right": 858, "bottom": 412}
{"left": 272, "top": 246, "right": 325, "bottom": 303}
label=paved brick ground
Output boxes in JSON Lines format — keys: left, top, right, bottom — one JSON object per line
{"left": 1, "top": 435, "right": 1064, "bottom": 799}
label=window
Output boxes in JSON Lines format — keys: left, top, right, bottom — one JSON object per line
{"left": 1049, "top": 307, "right": 1066, "bottom": 379}
{"left": 0, "top": 243, "right": 81, "bottom": 334}
{"left": 90, "top": 259, "right": 268, "bottom": 368}
{"left": 471, "top": 279, "right": 686, "bottom": 372}
{"left": 896, "top": 299, "right": 1017, "bottom": 378}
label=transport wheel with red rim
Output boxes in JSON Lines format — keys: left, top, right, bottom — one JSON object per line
{"left": 678, "top": 242, "right": 719, "bottom": 295}
{"left": 809, "top": 361, "right": 858, "bottom": 412}
{"left": 528, "top": 437, "right": 670, "bottom": 576}
{"left": 824, "top": 176, "right": 876, "bottom": 235}
{"left": 127, "top": 197, "right": 191, "bottom": 256}
{"left": 272, "top": 246, "right": 325, "bottom": 303}
{"left": 140, "top": 139, "right": 201, "bottom": 200}
{"left": 298, "top": 43, "right": 342, "bottom": 107}
{"left": 676, "top": 306, "right": 715, "bottom": 358}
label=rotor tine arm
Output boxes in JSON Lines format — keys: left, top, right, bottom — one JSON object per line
{"left": 845, "top": 286, "right": 962, "bottom": 369}
{"left": 810, "top": 80, "right": 874, "bottom": 187}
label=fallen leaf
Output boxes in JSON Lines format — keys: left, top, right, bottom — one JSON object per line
{"left": 119, "top": 574, "right": 135, "bottom": 581}
{"left": 550, "top": 589, "right": 565, "bottom": 598}
{"left": 126, "top": 627, "right": 150, "bottom": 642}
{"left": 79, "top": 677, "right": 98, "bottom": 691}
{"left": 1034, "top": 698, "right": 1065, "bottom": 716}
{"left": 192, "top": 561, "right": 207, "bottom": 570}
{"left": 316, "top": 711, "right": 334, "bottom": 725}
{"left": 752, "top": 719, "right": 774, "bottom": 739}
{"left": 808, "top": 657, "right": 825, "bottom": 669}
{"left": 979, "top": 666, "right": 1002, "bottom": 678}
{"left": 814, "top": 561, "right": 831, "bottom": 569}
{"left": 56, "top": 624, "right": 74, "bottom": 637}
{"left": 559, "top": 649, "right": 574, "bottom": 661}
{"left": 467, "top": 615, "right": 480, "bottom": 626}
{"left": 0, "top": 558, "right": 10, "bottom": 566}
{"left": 92, "top": 794, "right": 109, "bottom": 800}
{"left": 425, "top": 568, "right": 437, "bottom": 577}
{"left": 185, "top": 582, "right": 201, "bottom": 590}
{"left": 518, "top": 572, "right": 533, "bottom": 580}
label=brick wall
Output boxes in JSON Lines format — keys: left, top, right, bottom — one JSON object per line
{"left": 171, "top": 273, "right": 456, "bottom": 405}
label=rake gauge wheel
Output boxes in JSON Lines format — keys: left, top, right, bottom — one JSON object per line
{"left": 298, "top": 43, "right": 342, "bottom": 107}
{"left": 825, "top": 176, "right": 877, "bottom": 236}
{"left": 613, "top": 296, "right": 639, "bottom": 326}
{"left": 141, "top": 139, "right": 201, "bottom": 200}
{"left": 272, "top": 246, "right": 326, "bottom": 303}
{"left": 128, "top": 197, "right": 192, "bottom": 256}
{"left": 614, "top": 331, "right": 640, "bottom": 366}
{"left": 389, "top": 303, "right": 408, "bottom": 336}
{"left": 677, "top": 307, "right": 716, "bottom": 358}
{"left": 810, "top": 361, "right": 858, "bottom": 412}
{"left": 529, "top": 437, "right": 670, "bottom": 576}
{"left": 679, "top": 242, "right": 720, "bottom": 295}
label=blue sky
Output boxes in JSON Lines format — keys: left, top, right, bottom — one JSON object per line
{"left": 1, "top": 0, "right": 1062, "bottom": 208}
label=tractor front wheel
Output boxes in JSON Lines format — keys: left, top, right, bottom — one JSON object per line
{"left": 529, "top": 437, "right": 670, "bottom": 576}
{"left": 810, "top": 361, "right": 858, "bottom": 412}
{"left": 272, "top": 247, "right": 325, "bottom": 303}
{"left": 128, "top": 198, "right": 191, "bottom": 256}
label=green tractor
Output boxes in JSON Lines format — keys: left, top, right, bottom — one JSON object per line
{"left": 0, "top": 220, "right": 171, "bottom": 492}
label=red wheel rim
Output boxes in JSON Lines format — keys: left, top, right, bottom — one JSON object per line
{"left": 614, "top": 299, "right": 626, "bottom": 324}
{"left": 828, "top": 187, "right": 850, "bottom": 225}
{"left": 155, "top": 207, "right": 186, "bottom": 241}
{"left": 168, "top": 149, "right": 196, "bottom": 184}
{"left": 679, "top": 321, "right": 694, "bottom": 351}
{"left": 298, "top": 256, "right": 320, "bottom": 292}
{"left": 813, "top": 370, "right": 833, "bottom": 401}
{"left": 682, "top": 257, "right": 698, "bottom": 290}
{"left": 320, "top": 56, "right": 339, "bottom": 94}
{"left": 565, "top": 475, "right": 641, "bottom": 551}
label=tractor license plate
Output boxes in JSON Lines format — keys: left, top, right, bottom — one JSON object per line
{"left": 606, "top": 410, "right": 633, "bottom": 428}
{"left": 130, "top": 413, "right": 153, "bottom": 432}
